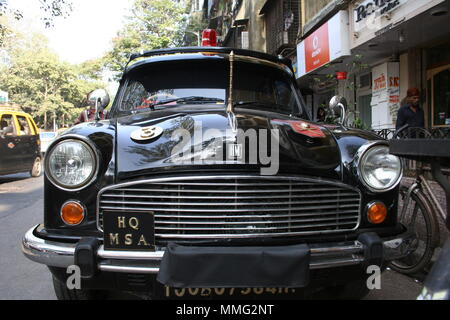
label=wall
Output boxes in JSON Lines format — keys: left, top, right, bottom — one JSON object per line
{"left": 236, "top": 0, "right": 267, "bottom": 52}
{"left": 302, "top": 0, "right": 335, "bottom": 25}
{"left": 399, "top": 53, "right": 409, "bottom": 104}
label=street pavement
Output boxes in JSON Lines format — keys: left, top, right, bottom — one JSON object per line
{"left": 0, "top": 172, "right": 424, "bottom": 300}
{"left": 0, "top": 173, "right": 55, "bottom": 300}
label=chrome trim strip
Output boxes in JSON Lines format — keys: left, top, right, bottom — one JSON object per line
{"left": 100, "top": 199, "right": 357, "bottom": 206}
{"left": 99, "top": 203, "right": 360, "bottom": 213}
{"left": 21, "top": 227, "right": 75, "bottom": 268}
{"left": 154, "top": 230, "right": 356, "bottom": 239}
{"left": 155, "top": 222, "right": 356, "bottom": 231}
{"left": 22, "top": 225, "right": 417, "bottom": 274}
{"left": 97, "top": 247, "right": 165, "bottom": 260}
{"left": 98, "top": 264, "right": 160, "bottom": 274}
{"left": 310, "top": 256, "right": 365, "bottom": 269}
{"left": 101, "top": 192, "right": 357, "bottom": 200}
{"left": 153, "top": 216, "right": 359, "bottom": 225}
{"left": 152, "top": 210, "right": 359, "bottom": 219}
{"left": 108, "top": 187, "right": 349, "bottom": 193}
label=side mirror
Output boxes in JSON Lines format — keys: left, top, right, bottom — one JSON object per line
{"left": 329, "top": 95, "right": 348, "bottom": 125}
{"left": 88, "top": 89, "right": 110, "bottom": 121}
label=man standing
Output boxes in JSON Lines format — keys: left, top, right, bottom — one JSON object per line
{"left": 74, "top": 90, "right": 107, "bottom": 125}
{"left": 395, "top": 88, "right": 425, "bottom": 129}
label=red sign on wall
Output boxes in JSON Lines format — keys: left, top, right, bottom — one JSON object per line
{"left": 304, "top": 22, "right": 330, "bottom": 73}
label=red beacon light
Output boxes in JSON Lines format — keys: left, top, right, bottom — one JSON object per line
{"left": 336, "top": 71, "right": 347, "bottom": 80}
{"left": 202, "top": 29, "right": 217, "bottom": 47}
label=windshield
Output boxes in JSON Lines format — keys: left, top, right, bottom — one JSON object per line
{"left": 116, "top": 58, "right": 307, "bottom": 118}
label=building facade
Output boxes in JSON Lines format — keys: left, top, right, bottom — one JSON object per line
{"left": 203, "top": 1, "right": 450, "bottom": 130}
{"left": 295, "top": 0, "right": 450, "bottom": 129}
{"left": 348, "top": 0, "right": 450, "bottom": 130}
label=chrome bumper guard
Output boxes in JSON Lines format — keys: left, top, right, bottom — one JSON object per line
{"left": 22, "top": 225, "right": 416, "bottom": 274}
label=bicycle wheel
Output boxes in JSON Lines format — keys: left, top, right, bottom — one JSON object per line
{"left": 389, "top": 185, "right": 440, "bottom": 275}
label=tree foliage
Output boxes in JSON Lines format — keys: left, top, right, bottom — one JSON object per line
{"left": 0, "top": 0, "right": 72, "bottom": 46}
{"left": 0, "top": 28, "right": 104, "bottom": 129}
{"left": 104, "top": 0, "right": 188, "bottom": 79}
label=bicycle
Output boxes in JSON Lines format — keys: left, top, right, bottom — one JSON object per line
{"left": 387, "top": 126, "right": 449, "bottom": 275}
{"left": 389, "top": 164, "right": 442, "bottom": 274}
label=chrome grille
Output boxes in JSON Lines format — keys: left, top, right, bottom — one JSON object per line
{"left": 97, "top": 176, "right": 361, "bottom": 243}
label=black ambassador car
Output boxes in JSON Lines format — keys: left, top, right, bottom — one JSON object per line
{"left": 22, "top": 46, "right": 415, "bottom": 300}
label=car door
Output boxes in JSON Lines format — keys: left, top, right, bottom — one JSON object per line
{"left": 0, "top": 113, "right": 21, "bottom": 174}
{"left": 16, "top": 115, "right": 37, "bottom": 171}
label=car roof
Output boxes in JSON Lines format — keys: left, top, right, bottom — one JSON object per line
{"left": 0, "top": 110, "right": 33, "bottom": 118}
{"left": 124, "top": 47, "right": 294, "bottom": 76}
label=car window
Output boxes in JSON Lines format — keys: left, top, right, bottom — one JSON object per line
{"left": 117, "top": 58, "right": 307, "bottom": 118}
{"left": 233, "top": 63, "right": 301, "bottom": 114}
{"left": 16, "top": 115, "right": 32, "bottom": 136}
{"left": 0, "top": 114, "right": 17, "bottom": 137}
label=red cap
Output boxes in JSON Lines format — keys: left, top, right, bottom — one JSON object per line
{"left": 407, "top": 88, "right": 420, "bottom": 97}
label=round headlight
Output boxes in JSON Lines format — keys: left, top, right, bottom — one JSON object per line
{"left": 359, "top": 145, "right": 402, "bottom": 192}
{"left": 46, "top": 139, "right": 97, "bottom": 189}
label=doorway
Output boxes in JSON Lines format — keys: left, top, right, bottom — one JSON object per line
{"left": 358, "top": 94, "right": 372, "bottom": 129}
{"left": 427, "top": 64, "right": 450, "bottom": 127}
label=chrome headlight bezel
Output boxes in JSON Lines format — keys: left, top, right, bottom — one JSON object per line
{"left": 45, "top": 136, "right": 99, "bottom": 191}
{"left": 355, "top": 141, "right": 403, "bottom": 193}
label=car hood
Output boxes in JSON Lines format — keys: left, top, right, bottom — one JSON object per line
{"left": 115, "top": 107, "right": 342, "bottom": 181}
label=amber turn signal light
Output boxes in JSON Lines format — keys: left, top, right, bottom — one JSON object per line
{"left": 367, "top": 202, "right": 387, "bottom": 224}
{"left": 61, "top": 201, "right": 85, "bottom": 226}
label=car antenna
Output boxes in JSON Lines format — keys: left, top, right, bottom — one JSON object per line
{"left": 226, "top": 51, "right": 238, "bottom": 134}
{"left": 226, "top": 51, "right": 235, "bottom": 114}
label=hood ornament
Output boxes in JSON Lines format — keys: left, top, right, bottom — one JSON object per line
{"left": 131, "top": 125, "right": 163, "bottom": 142}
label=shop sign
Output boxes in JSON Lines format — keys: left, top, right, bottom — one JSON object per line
{"left": 297, "top": 11, "right": 350, "bottom": 79}
{"left": 355, "top": 0, "right": 406, "bottom": 26}
{"left": 371, "top": 62, "right": 400, "bottom": 129}
{"left": 303, "top": 22, "right": 330, "bottom": 73}
{"left": 373, "top": 73, "right": 387, "bottom": 92}
{"left": 351, "top": 0, "right": 445, "bottom": 48}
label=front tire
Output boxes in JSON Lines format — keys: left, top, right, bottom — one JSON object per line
{"left": 30, "top": 157, "right": 42, "bottom": 177}
{"left": 52, "top": 275, "right": 108, "bottom": 300}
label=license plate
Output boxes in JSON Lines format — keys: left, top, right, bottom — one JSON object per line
{"left": 163, "top": 286, "right": 298, "bottom": 299}
{"left": 103, "top": 211, "right": 155, "bottom": 251}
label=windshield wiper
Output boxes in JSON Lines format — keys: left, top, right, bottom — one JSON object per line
{"left": 233, "top": 101, "right": 280, "bottom": 108}
{"left": 153, "top": 96, "right": 225, "bottom": 107}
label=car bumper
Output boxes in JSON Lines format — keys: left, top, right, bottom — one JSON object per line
{"left": 22, "top": 225, "right": 416, "bottom": 276}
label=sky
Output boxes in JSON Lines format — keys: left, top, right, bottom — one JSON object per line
{"left": 12, "top": 0, "right": 133, "bottom": 64}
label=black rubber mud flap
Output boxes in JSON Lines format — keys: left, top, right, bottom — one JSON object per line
{"left": 358, "top": 232, "right": 383, "bottom": 268}
{"left": 156, "top": 243, "right": 310, "bottom": 288}
{"left": 74, "top": 237, "right": 99, "bottom": 279}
